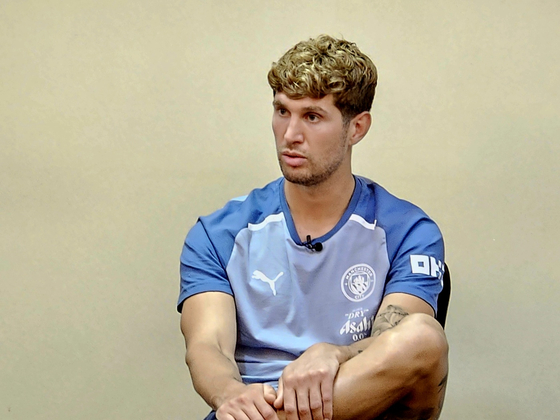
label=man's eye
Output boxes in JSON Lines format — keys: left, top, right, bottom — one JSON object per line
{"left": 307, "top": 114, "right": 319, "bottom": 122}
{"left": 278, "top": 108, "right": 287, "bottom": 115}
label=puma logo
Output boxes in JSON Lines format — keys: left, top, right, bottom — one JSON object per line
{"left": 252, "top": 270, "right": 284, "bottom": 296}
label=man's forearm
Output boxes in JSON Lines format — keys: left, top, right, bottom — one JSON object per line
{"left": 370, "top": 304, "right": 409, "bottom": 337}
{"left": 186, "top": 342, "right": 246, "bottom": 410}
{"left": 343, "top": 304, "right": 411, "bottom": 361}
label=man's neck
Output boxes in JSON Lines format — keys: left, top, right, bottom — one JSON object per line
{"left": 284, "top": 173, "right": 356, "bottom": 241}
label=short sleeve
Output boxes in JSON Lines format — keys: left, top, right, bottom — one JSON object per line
{"left": 383, "top": 216, "right": 445, "bottom": 314}
{"left": 177, "top": 220, "right": 233, "bottom": 312}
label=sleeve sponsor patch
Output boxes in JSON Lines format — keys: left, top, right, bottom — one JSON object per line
{"left": 410, "top": 255, "right": 444, "bottom": 280}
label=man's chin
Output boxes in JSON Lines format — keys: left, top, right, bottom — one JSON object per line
{"left": 283, "top": 173, "right": 318, "bottom": 187}
{"left": 280, "top": 165, "right": 307, "bottom": 185}
{"left": 282, "top": 169, "right": 332, "bottom": 187}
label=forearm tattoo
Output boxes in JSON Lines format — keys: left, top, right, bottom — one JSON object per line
{"left": 370, "top": 305, "right": 409, "bottom": 337}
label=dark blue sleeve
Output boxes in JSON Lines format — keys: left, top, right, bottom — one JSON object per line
{"left": 177, "top": 220, "right": 233, "bottom": 313}
{"left": 383, "top": 214, "right": 445, "bottom": 314}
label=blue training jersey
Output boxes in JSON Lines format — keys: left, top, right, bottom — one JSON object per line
{"left": 178, "top": 176, "right": 444, "bottom": 386}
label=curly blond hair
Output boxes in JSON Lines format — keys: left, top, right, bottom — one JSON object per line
{"left": 267, "top": 35, "right": 378, "bottom": 120}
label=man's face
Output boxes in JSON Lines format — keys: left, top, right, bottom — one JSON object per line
{"left": 272, "top": 92, "right": 351, "bottom": 187}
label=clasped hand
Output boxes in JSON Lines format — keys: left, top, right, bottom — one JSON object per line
{"left": 215, "top": 343, "right": 343, "bottom": 420}
{"left": 274, "top": 342, "right": 342, "bottom": 420}
{"left": 216, "top": 383, "right": 278, "bottom": 420}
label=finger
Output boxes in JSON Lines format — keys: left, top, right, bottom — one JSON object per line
{"left": 282, "top": 387, "right": 298, "bottom": 420}
{"left": 241, "top": 403, "right": 269, "bottom": 420}
{"left": 320, "top": 379, "right": 334, "bottom": 420}
{"left": 255, "top": 398, "right": 280, "bottom": 420}
{"left": 309, "top": 386, "right": 324, "bottom": 420}
{"left": 216, "top": 406, "right": 249, "bottom": 420}
{"left": 263, "top": 384, "right": 277, "bottom": 406}
{"left": 296, "top": 388, "right": 312, "bottom": 420}
{"left": 274, "top": 378, "right": 284, "bottom": 409}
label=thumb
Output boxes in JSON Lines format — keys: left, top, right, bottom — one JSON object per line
{"left": 263, "top": 384, "right": 277, "bottom": 405}
{"left": 273, "top": 378, "right": 283, "bottom": 409}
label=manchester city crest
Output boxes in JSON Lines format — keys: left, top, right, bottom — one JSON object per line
{"left": 341, "top": 264, "right": 376, "bottom": 302}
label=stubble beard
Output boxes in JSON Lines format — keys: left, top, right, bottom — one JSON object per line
{"left": 279, "top": 155, "right": 344, "bottom": 187}
{"left": 278, "top": 129, "right": 350, "bottom": 187}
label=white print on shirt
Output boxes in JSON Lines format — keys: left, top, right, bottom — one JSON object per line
{"left": 252, "top": 270, "right": 284, "bottom": 296}
{"left": 409, "top": 255, "right": 444, "bottom": 283}
{"left": 341, "top": 264, "right": 376, "bottom": 302}
{"left": 339, "top": 308, "right": 373, "bottom": 342}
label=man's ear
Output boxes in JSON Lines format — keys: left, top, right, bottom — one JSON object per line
{"left": 349, "top": 111, "right": 372, "bottom": 146}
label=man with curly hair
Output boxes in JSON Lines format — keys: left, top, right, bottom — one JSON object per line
{"left": 179, "top": 35, "right": 448, "bottom": 420}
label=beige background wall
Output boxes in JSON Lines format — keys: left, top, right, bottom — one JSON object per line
{"left": 1, "top": 1, "right": 559, "bottom": 419}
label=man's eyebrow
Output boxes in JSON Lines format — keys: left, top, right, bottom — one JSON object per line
{"left": 302, "top": 105, "right": 328, "bottom": 113}
{"left": 272, "top": 100, "right": 328, "bottom": 113}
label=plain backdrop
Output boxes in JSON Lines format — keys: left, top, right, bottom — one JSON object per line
{"left": 1, "top": 1, "right": 559, "bottom": 419}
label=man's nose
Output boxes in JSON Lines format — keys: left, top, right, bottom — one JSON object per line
{"left": 284, "top": 117, "right": 304, "bottom": 144}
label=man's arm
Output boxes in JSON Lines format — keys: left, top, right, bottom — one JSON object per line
{"left": 369, "top": 292, "right": 434, "bottom": 336}
{"left": 326, "top": 292, "right": 447, "bottom": 420}
{"left": 274, "top": 293, "right": 435, "bottom": 420}
{"left": 181, "top": 291, "right": 278, "bottom": 420}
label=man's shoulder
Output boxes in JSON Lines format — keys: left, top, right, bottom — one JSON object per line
{"left": 356, "top": 176, "right": 430, "bottom": 217}
{"left": 355, "top": 176, "right": 441, "bottom": 242}
{"left": 198, "top": 178, "right": 284, "bottom": 231}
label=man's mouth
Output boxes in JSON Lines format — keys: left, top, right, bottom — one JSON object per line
{"left": 283, "top": 151, "right": 305, "bottom": 158}
{"left": 281, "top": 151, "right": 307, "bottom": 167}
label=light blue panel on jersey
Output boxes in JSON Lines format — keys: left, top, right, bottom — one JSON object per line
{"left": 227, "top": 211, "right": 390, "bottom": 384}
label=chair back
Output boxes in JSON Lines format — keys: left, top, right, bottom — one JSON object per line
{"left": 436, "top": 263, "right": 451, "bottom": 328}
